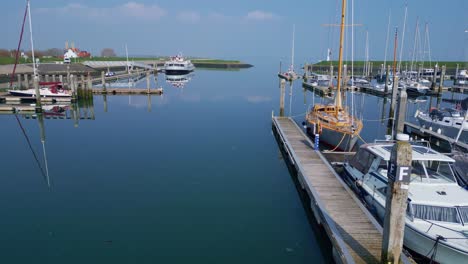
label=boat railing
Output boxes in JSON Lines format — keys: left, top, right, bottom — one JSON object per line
{"left": 373, "top": 139, "right": 432, "bottom": 148}
{"left": 421, "top": 219, "right": 468, "bottom": 241}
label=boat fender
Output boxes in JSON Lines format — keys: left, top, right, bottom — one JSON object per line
{"left": 437, "top": 128, "right": 442, "bottom": 134}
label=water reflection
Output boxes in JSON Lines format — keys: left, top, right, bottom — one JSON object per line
{"left": 165, "top": 73, "right": 194, "bottom": 88}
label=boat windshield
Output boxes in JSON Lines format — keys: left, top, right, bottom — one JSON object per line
{"left": 409, "top": 160, "right": 457, "bottom": 184}
{"left": 412, "top": 204, "right": 461, "bottom": 223}
{"left": 459, "top": 207, "right": 468, "bottom": 224}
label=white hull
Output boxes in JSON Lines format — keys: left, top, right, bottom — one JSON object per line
{"left": 8, "top": 88, "right": 71, "bottom": 97}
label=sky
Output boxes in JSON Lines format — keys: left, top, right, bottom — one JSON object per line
{"left": 2, "top": 0, "right": 467, "bottom": 62}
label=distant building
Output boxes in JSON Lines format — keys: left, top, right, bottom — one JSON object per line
{"left": 63, "top": 41, "right": 91, "bottom": 59}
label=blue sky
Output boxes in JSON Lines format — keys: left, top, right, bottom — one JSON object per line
{"left": 2, "top": 0, "right": 467, "bottom": 62}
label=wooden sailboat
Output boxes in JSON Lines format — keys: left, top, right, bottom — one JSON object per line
{"left": 305, "top": 0, "right": 363, "bottom": 151}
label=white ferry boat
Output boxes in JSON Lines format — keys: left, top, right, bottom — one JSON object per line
{"left": 343, "top": 142, "right": 468, "bottom": 264}
{"left": 164, "top": 54, "right": 195, "bottom": 75}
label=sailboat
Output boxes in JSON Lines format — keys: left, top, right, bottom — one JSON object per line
{"left": 278, "top": 24, "right": 299, "bottom": 81}
{"left": 305, "top": 0, "right": 363, "bottom": 151}
{"left": 8, "top": 0, "right": 71, "bottom": 98}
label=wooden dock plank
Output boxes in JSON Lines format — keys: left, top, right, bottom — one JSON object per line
{"left": 273, "top": 116, "right": 388, "bottom": 264}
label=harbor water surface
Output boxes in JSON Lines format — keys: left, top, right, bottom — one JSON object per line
{"left": 0, "top": 57, "right": 464, "bottom": 263}
{"left": 0, "top": 58, "right": 328, "bottom": 263}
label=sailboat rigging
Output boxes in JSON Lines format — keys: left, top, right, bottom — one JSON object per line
{"left": 305, "top": 0, "right": 363, "bottom": 151}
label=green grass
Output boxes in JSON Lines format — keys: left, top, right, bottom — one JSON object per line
{"left": 0, "top": 56, "right": 245, "bottom": 65}
{"left": 312, "top": 60, "right": 467, "bottom": 68}
{"left": 191, "top": 59, "right": 241, "bottom": 64}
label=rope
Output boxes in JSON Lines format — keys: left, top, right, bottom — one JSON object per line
{"left": 357, "top": 133, "right": 368, "bottom": 144}
{"left": 426, "top": 235, "right": 444, "bottom": 264}
{"left": 9, "top": 0, "right": 29, "bottom": 88}
{"left": 329, "top": 133, "right": 347, "bottom": 152}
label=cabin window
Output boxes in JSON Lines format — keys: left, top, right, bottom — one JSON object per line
{"left": 459, "top": 207, "right": 468, "bottom": 224}
{"left": 350, "top": 149, "right": 376, "bottom": 174}
{"left": 424, "top": 160, "right": 457, "bottom": 183}
{"left": 412, "top": 204, "right": 460, "bottom": 223}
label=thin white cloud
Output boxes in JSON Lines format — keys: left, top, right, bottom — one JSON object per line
{"left": 177, "top": 11, "right": 201, "bottom": 23}
{"left": 245, "top": 10, "right": 277, "bottom": 21}
{"left": 36, "top": 2, "right": 166, "bottom": 21}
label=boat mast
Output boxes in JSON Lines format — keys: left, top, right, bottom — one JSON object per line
{"left": 382, "top": 10, "right": 391, "bottom": 79}
{"left": 27, "top": 0, "right": 37, "bottom": 77}
{"left": 397, "top": 3, "right": 408, "bottom": 73}
{"left": 125, "top": 44, "right": 130, "bottom": 74}
{"left": 335, "top": 0, "right": 346, "bottom": 111}
{"left": 291, "top": 24, "right": 295, "bottom": 72}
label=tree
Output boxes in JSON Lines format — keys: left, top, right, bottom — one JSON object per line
{"left": 43, "top": 48, "right": 63, "bottom": 57}
{"left": 0, "top": 49, "right": 9, "bottom": 57}
{"left": 101, "top": 48, "right": 116, "bottom": 57}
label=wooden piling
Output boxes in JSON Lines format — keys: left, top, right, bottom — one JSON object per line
{"left": 389, "top": 75, "right": 399, "bottom": 126}
{"left": 438, "top": 65, "right": 446, "bottom": 94}
{"left": 81, "top": 75, "right": 85, "bottom": 89}
{"left": 394, "top": 88, "right": 408, "bottom": 135}
{"left": 280, "top": 79, "right": 286, "bottom": 117}
{"left": 146, "top": 71, "right": 150, "bottom": 94}
{"left": 24, "top": 74, "right": 29, "bottom": 88}
{"left": 431, "top": 65, "right": 438, "bottom": 90}
{"left": 52, "top": 75, "right": 56, "bottom": 82}
{"left": 381, "top": 137, "right": 412, "bottom": 264}
{"left": 101, "top": 71, "right": 107, "bottom": 93}
{"left": 70, "top": 75, "right": 76, "bottom": 99}
{"left": 17, "top": 74, "right": 22, "bottom": 89}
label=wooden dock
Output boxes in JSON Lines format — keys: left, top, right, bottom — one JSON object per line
{"left": 91, "top": 88, "right": 163, "bottom": 95}
{"left": 272, "top": 116, "right": 413, "bottom": 264}
{"left": 404, "top": 121, "right": 468, "bottom": 151}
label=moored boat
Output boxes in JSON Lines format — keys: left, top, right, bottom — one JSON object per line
{"left": 8, "top": 82, "right": 71, "bottom": 97}
{"left": 343, "top": 142, "right": 468, "bottom": 264}
{"left": 164, "top": 54, "right": 195, "bottom": 75}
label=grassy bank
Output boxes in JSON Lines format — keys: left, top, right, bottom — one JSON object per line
{"left": 0, "top": 56, "right": 246, "bottom": 65}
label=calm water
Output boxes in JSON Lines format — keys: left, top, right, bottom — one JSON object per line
{"left": 0, "top": 59, "right": 328, "bottom": 263}
{"left": 1, "top": 58, "right": 465, "bottom": 263}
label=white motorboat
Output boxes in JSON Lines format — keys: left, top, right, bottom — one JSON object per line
{"left": 164, "top": 54, "right": 195, "bottom": 74}
{"left": 9, "top": 82, "right": 71, "bottom": 97}
{"left": 416, "top": 108, "right": 468, "bottom": 143}
{"left": 402, "top": 79, "right": 430, "bottom": 95}
{"left": 343, "top": 142, "right": 468, "bottom": 264}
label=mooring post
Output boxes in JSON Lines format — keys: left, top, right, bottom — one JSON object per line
{"left": 87, "top": 73, "right": 92, "bottom": 92}
{"left": 147, "top": 94, "right": 152, "bottom": 112}
{"left": 329, "top": 65, "right": 334, "bottom": 89}
{"left": 389, "top": 75, "right": 399, "bottom": 125}
{"left": 438, "top": 65, "right": 446, "bottom": 94}
{"left": 52, "top": 75, "right": 56, "bottom": 82}
{"left": 59, "top": 75, "right": 63, "bottom": 83}
{"left": 381, "top": 134, "right": 412, "bottom": 264}
{"left": 384, "top": 65, "right": 390, "bottom": 93}
{"left": 33, "top": 75, "right": 42, "bottom": 113}
{"left": 17, "top": 74, "right": 22, "bottom": 89}
{"left": 279, "top": 79, "right": 286, "bottom": 117}
{"left": 70, "top": 75, "right": 76, "bottom": 99}
{"left": 454, "top": 64, "right": 459, "bottom": 82}
{"left": 101, "top": 71, "right": 106, "bottom": 93}
{"left": 146, "top": 71, "right": 150, "bottom": 94}
{"left": 24, "top": 74, "right": 29, "bottom": 88}
{"left": 80, "top": 75, "right": 85, "bottom": 89}
{"left": 394, "top": 88, "right": 408, "bottom": 135}
{"left": 431, "top": 65, "right": 438, "bottom": 90}
{"left": 45, "top": 74, "right": 49, "bottom": 82}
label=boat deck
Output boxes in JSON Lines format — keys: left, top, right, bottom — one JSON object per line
{"left": 272, "top": 116, "right": 412, "bottom": 264}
